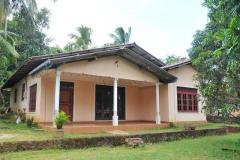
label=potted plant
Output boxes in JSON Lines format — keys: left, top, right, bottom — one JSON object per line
{"left": 54, "top": 111, "right": 69, "bottom": 138}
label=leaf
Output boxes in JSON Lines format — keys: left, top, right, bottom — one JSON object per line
{"left": 0, "top": 35, "right": 19, "bottom": 57}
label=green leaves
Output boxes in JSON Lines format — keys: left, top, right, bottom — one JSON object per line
{"left": 109, "top": 27, "right": 131, "bottom": 45}
{"left": 65, "top": 25, "right": 92, "bottom": 51}
{"left": 189, "top": 0, "right": 240, "bottom": 118}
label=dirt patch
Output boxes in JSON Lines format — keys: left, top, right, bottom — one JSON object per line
{"left": 108, "top": 130, "right": 129, "bottom": 135}
{"left": 0, "top": 134, "right": 17, "bottom": 139}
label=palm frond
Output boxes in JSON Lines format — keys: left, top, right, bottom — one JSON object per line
{"left": 0, "top": 35, "right": 19, "bottom": 57}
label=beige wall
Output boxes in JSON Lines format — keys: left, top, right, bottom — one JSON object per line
{"left": 38, "top": 78, "right": 157, "bottom": 122}
{"left": 9, "top": 56, "right": 206, "bottom": 123}
{"left": 60, "top": 56, "right": 159, "bottom": 83}
{"left": 167, "top": 65, "right": 206, "bottom": 122}
{"left": 10, "top": 75, "right": 42, "bottom": 121}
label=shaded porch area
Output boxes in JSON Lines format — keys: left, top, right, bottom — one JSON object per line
{"left": 39, "top": 68, "right": 163, "bottom": 125}
{"left": 39, "top": 121, "right": 169, "bottom": 133}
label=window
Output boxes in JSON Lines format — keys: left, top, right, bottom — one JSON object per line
{"left": 21, "top": 83, "right": 25, "bottom": 101}
{"left": 177, "top": 87, "right": 198, "bottom": 112}
{"left": 29, "top": 84, "right": 37, "bottom": 112}
{"left": 14, "top": 88, "right": 17, "bottom": 103}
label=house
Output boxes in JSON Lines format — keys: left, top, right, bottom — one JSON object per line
{"left": 2, "top": 43, "right": 206, "bottom": 126}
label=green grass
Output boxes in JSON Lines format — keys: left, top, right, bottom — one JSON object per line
{"left": 0, "top": 118, "right": 239, "bottom": 142}
{"left": 0, "top": 120, "right": 54, "bottom": 142}
{"left": 1, "top": 133, "right": 240, "bottom": 160}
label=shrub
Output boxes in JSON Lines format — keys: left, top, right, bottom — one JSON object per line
{"left": 54, "top": 111, "right": 69, "bottom": 129}
{"left": 0, "top": 106, "right": 5, "bottom": 115}
{"left": 17, "top": 108, "right": 26, "bottom": 123}
{"left": 26, "top": 117, "right": 34, "bottom": 127}
{"left": 169, "top": 122, "right": 176, "bottom": 128}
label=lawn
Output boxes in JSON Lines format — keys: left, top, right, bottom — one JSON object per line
{"left": 1, "top": 133, "right": 240, "bottom": 160}
{"left": 0, "top": 118, "right": 238, "bottom": 142}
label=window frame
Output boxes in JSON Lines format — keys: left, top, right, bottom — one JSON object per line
{"left": 177, "top": 87, "right": 198, "bottom": 112}
{"left": 29, "top": 84, "right": 37, "bottom": 112}
{"left": 14, "top": 88, "right": 17, "bottom": 103}
{"left": 21, "top": 83, "right": 25, "bottom": 101}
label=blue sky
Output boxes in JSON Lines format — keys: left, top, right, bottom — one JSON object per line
{"left": 37, "top": 0, "right": 208, "bottom": 58}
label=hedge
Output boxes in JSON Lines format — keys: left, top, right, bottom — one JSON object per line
{"left": 0, "top": 127, "right": 234, "bottom": 153}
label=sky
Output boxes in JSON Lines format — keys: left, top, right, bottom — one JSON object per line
{"left": 36, "top": 0, "right": 208, "bottom": 58}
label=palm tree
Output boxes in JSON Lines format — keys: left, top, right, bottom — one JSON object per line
{"left": 0, "top": 0, "right": 37, "bottom": 56}
{"left": 68, "top": 25, "right": 92, "bottom": 50}
{"left": 109, "top": 27, "right": 131, "bottom": 45}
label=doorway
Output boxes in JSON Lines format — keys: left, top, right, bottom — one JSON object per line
{"left": 95, "top": 85, "right": 125, "bottom": 120}
{"left": 59, "top": 82, "right": 74, "bottom": 121}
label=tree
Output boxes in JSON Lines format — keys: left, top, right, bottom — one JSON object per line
{"left": 109, "top": 27, "right": 131, "bottom": 45}
{"left": 65, "top": 25, "right": 92, "bottom": 51}
{"left": 0, "top": 0, "right": 37, "bottom": 56}
{"left": 163, "top": 55, "right": 187, "bottom": 64}
{"left": 188, "top": 0, "right": 240, "bottom": 118}
{"left": 7, "top": 8, "right": 52, "bottom": 66}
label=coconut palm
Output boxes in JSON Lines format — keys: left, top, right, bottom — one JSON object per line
{"left": 68, "top": 25, "right": 92, "bottom": 50}
{"left": 0, "top": 0, "right": 37, "bottom": 56}
{"left": 109, "top": 27, "right": 131, "bottom": 45}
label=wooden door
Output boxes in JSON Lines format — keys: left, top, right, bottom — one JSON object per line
{"left": 60, "top": 82, "right": 74, "bottom": 121}
{"left": 29, "top": 84, "right": 37, "bottom": 112}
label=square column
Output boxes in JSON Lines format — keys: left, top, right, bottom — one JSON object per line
{"left": 54, "top": 69, "right": 61, "bottom": 123}
{"left": 112, "top": 78, "right": 118, "bottom": 126}
{"left": 155, "top": 82, "right": 161, "bottom": 124}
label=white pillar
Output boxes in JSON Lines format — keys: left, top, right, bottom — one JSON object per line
{"left": 112, "top": 78, "right": 118, "bottom": 126}
{"left": 54, "top": 69, "right": 61, "bottom": 122}
{"left": 155, "top": 82, "right": 161, "bottom": 124}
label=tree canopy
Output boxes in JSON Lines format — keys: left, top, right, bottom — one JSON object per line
{"left": 109, "top": 27, "right": 131, "bottom": 45}
{"left": 64, "top": 25, "right": 92, "bottom": 51}
{"left": 188, "top": 0, "right": 240, "bottom": 118}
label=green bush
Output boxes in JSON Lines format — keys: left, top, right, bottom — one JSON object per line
{"left": 169, "top": 122, "right": 176, "bottom": 128}
{"left": 54, "top": 111, "right": 69, "bottom": 129}
{"left": 26, "top": 117, "right": 34, "bottom": 127}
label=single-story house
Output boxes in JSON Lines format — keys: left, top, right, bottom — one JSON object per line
{"left": 2, "top": 43, "right": 206, "bottom": 126}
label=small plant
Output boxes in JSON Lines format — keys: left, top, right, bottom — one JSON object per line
{"left": 16, "top": 108, "right": 26, "bottom": 123}
{"left": 54, "top": 111, "right": 69, "bottom": 129}
{"left": 26, "top": 117, "right": 34, "bottom": 127}
{"left": 169, "top": 122, "right": 176, "bottom": 128}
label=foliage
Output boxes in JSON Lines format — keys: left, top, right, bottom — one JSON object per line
{"left": 169, "top": 122, "right": 176, "bottom": 128}
{"left": 54, "top": 111, "right": 69, "bottom": 129}
{"left": 65, "top": 25, "right": 92, "bottom": 51}
{"left": 163, "top": 55, "right": 188, "bottom": 64}
{"left": 16, "top": 108, "right": 26, "bottom": 123}
{"left": 26, "top": 117, "right": 34, "bottom": 127}
{"left": 0, "top": 0, "right": 37, "bottom": 57}
{"left": 188, "top": 0, "right": 240, "bottom": 118}
{"left": 8, "top": 8, "right": 52, "bottom": 66}
{"left": 109, "top": 27, "right": 131, "bottom": 44}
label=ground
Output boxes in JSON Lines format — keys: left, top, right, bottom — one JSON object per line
{"left": 0, "top": 133, "right": 240, "bottom": 160}
{"left": 0, "top": 119, "right": 235, "bottom": 142}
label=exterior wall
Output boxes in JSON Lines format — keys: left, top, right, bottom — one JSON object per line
{"left": 167, "top": 65, "right": 206, "bottom": 122}
{"left": 60, "top": 56, "right": 159, "bottom": 83}
{"left": 73, "top": 81, "right": 95, "bottom": 121}
{"left": 159, "top": 85, "right": 169, "bottom": 122}
{"left": 10, "top": 75, "right": 42, "bottom": 121}
{"left": 9, "top": 56, "right": 205, "bottom": 123}
{"left": 139, "top": 86, "right": 155, "bottom": 121}
{"left": 39, "top": 78, "right": 157, "bottom": 122}
{"left": 126, "top": 86, "right": 141, "bottom": 120}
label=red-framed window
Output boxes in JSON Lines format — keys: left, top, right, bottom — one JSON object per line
{"left": 177, "top": 87, "right": 198, "bottom": 112}
{"left": 29, "top": 84, "right": 37, "bottom": 112}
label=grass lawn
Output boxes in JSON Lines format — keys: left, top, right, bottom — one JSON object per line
{"left": 1, "top": 133, "right": 240, "bottom": 160}
{"left": 0, "top": 118, "right": 239, "bottom": 142}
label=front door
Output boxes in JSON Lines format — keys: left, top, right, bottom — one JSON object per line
{"left": 59, "top": 82, "right": 74, "bottom": 121}
{"left": 95, "top": 85, "right": 125, "bottom": 120}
